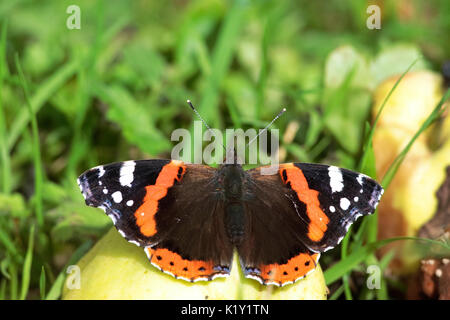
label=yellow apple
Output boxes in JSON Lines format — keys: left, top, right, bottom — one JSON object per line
{"left": 62, "top": 228, "right": 327, "bottom": 300}
{"left": 373, "top": 70, "right": 448, "bottom": 274}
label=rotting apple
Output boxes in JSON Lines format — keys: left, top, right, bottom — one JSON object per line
{"left": 372, "top": 70, "right": 449, "bottom": 274}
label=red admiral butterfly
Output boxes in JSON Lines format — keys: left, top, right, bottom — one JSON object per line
{"left": 77, "top": 104, "right": 383, "bottom": 287}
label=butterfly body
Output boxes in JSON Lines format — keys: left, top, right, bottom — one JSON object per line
{"left": 219, "top": 163, "right": 246, "bottom": 245}
{"left": 78, "top": 159, "right": 383, "bottom": 286}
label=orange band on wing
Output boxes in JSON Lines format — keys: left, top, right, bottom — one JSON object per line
{"left": 280, "top": 164, "right": 330, "bottom": 242}
{"left": 135, "top": 160, "right": 186, "bottom": 237}
{"left": 146, "top": 247, "right": 222, "bottom": 281}
{"left": 257, "top": 252, "right": 319, "bottom": 285}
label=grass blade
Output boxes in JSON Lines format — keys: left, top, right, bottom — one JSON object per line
{"left": 8, "top": 260, "right": 18, "bottom": 300}
{"left": 0, "top": 279, "right": 6, "bottom": 300}
{"left": 15, "top": 54, "right": 44, "bottom": 227}
{"left": 198, "top": 0, "right": 248, "bottom": 127}
{"left": 7, "top": 60, "right": 79, "bottom": 151}
{"left": 376, "top": 250, "right": 395, "bottom": 300}
{"left": 0, "top": 19, "right": 11, "bottom": 194}
{"left": 329, "top": 285, "right": 345, "bottom": 300}
{"left": 0, "top": 226, "right": 22, "bottom": 262}
{"left": 19, "top": 224, "right": 35, "bottom": 300}
{"left": 39, "top": 266, "right": 46, "bottom": 300}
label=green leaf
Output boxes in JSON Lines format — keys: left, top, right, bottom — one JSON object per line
{"left": 0, "top": 193, "right": 28, "bottom": 221}
{"left": 370, "top": 45, "right": 429, "bottom": 88}
{"left": 324, "top": 45, "right": 371, "bottom": 91}
{"left": 50, "top": 203, "right": 111, "bottom": 243}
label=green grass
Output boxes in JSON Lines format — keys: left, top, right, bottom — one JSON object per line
{"left": 0, "top": 20, "right": 10, "bottom": 194}
{"left": 15, "top": 54, "right": 44, "bottom": 227}
{"left": 19, "top": 224, "right": 35, "bottom": 300}
{"left": 0, "top": 0, "right": 449, "bottom": 300}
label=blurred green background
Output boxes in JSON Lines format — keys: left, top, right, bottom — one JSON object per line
{"left": 0, "top": 0, "right": 449, "bottom": 300}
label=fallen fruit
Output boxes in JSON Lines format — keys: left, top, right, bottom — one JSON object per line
{"left": 62, "top": 228, "right": 327, "bottom": 300}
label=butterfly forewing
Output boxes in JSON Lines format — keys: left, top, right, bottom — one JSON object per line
{"left": 245, "top": 163, "right": 383, "bottom": 253}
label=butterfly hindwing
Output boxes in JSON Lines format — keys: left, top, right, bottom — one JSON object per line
{"left": 237, "top": 194, "right": 321, "bottom": 286}
{"left": 78, "top": 160, "right": 234, "bottom": 282}
{"left": 235, "top": 167, "right": 319, "bottom": 286}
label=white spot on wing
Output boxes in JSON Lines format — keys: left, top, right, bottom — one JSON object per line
{"left": 98, "top": 166, "right": 105, "bottom": 178}
{"left": 112, "top": 191, "right": 123, "bottom": 203}
{"left": 144, "top": 247, "right": 152, "bottom": 259}
{"left": 163, "top": 270, "right": 175, "bottom": 277}
{"left": 328, "top": 166, "right": 344, "bottom": 193}
{"left": 340, "top": 197, "right": 350, "bottom": 210}
{"left": 211, "top": 273, "right": 229, "bottom": 280}
{"left": 245, "top": 274, "right": 264, "bottom": 285}
{"left": 357, "top": 174, "right": 365, "bottom": 186}
{"left": 126, "top": 200, "right": 134, "bottom": 207}
{"left": 129, "top": 240, "right": 140, "bottom": 247}
{"left": 150, "top": 261, "right": 162, "bottom": 271}
{"left": 329, "top": 206, "right": 336, "bottom": 213}
{"left": 107, "top": 214, "right": 117, "bottom": 224}
{"left": 120, "top": 161, "right": 136, "bottom": 187}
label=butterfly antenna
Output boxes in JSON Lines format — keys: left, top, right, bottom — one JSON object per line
{"left": 187, "top": 100, "right": 226, "bottom": 151}
{"left": 246, "top": 108, "right": 286, "bottom": 148}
